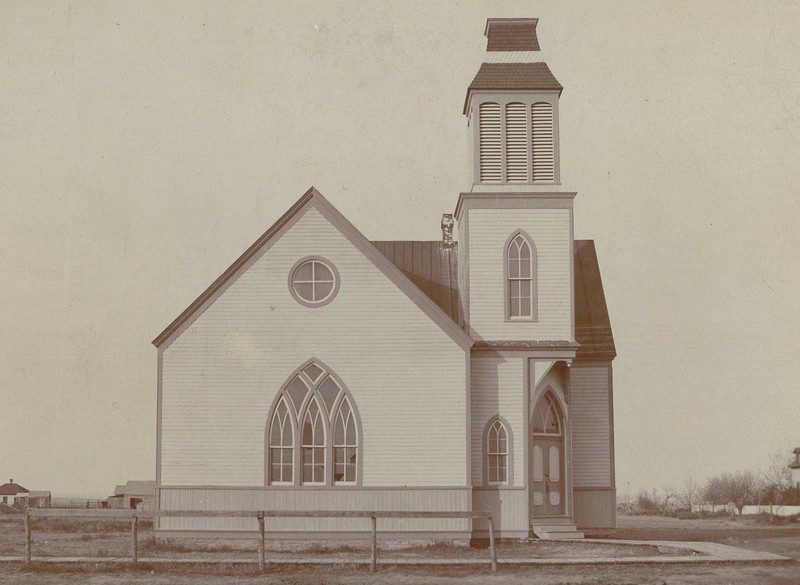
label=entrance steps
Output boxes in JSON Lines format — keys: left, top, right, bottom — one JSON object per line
{"left": 531, "top": 517, "right": 583, "bottom": 540}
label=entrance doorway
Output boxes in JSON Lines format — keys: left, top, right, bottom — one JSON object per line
{"left": 531, "top": 391, "right": 565, "bottom": 516}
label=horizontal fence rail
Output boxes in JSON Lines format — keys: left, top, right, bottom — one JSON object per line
{"left": 24, "top": 508, "right": 498, "bottom": 573}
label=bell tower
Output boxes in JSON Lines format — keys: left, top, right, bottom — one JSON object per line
{"left": 456, "top": 18, "right": 576, "bottom": 346}
{"left": 465, "top": 18, "right": 564, "bottom": 189}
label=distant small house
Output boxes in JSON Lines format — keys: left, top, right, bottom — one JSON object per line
{"left": 14, "top": 491, "right": 51, "bottom": 509}
{"left": 0, "top": 479, "right": 28, "bottom": 508}
{"left": 107, "top": 481, "right": 155, "bottom": 510}
{"left": 791, "top": 448, "right": 800, "bottom": 490}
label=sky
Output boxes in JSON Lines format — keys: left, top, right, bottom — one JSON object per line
{"left": 1, "top": 1, "right": 798, "bottom": 498}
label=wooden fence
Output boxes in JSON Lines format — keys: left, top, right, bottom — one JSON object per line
{"left": 24, "top": 508, "right": 497, "bottom": 573}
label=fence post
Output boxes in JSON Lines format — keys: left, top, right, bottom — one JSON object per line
{"left": 487, "top": 514, "right": 497, "bottom": 574}
{"left": 370, "top": 514, "right": 377, "bottom": 573}
{"left": 131, "top": 514, "right": 139, "bottom": 566}
{"left": 24, "top": 508, "right": 32, "bottom": 565}
{"left": 258, "top": 512, "right": 266, "bottom": 573}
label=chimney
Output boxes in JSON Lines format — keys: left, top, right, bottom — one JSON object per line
{"left": 441, "top": 214, "right": 455, "bottom": 247}
{"left": 484, "top": 18, "right": 540, "bottom": 52}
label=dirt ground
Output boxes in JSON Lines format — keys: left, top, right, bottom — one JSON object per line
{"left": 0, "top": 513, "right": 797, "bottom": 584}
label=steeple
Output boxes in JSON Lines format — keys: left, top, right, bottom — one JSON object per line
{"left": 464, "top": 19, "right": 564, "bottom": 190}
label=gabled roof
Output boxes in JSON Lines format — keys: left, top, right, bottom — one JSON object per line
{"left": 374, "top": 239, "right": 616, "bottom": 361}
{"left": 116, "top": 480, "right": 155, "bottom": 497}
{"left": 371, "top": 241, "right": 458, "bottom": 323}
{"left": 464, "top": 62, "right": 563, "bottom": 113}
{"left": 153, "top": 188, "right": 473, "bottom": 350}
{"left": 0, "top": 481, "right": 28, "bottom": 496}
{"left": 574, "top": 240, "right": 616, "bottom": 361}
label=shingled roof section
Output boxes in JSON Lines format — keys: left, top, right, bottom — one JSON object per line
{"left": 0, "top": 480, "right": 28, "bottom": 496}
{"left": 486, "top": 20, "right": 541, "bottom": 52}
{"left": 464, "top": 62, "right": 563, "bottom": 113}
{"left": 372, "top": 240, "right": 615, "bottom": 361}
{"left": 574, "top": 240, "right": 617, "bottom": 361}
{"left": 371, "top": 241, "right": 459, "bottom": 323}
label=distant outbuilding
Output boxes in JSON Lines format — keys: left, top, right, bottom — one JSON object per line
{"left": 107, "top": 480, "right": 155, "bottom": 510}
{"left": 14, "top": 491, "right": 51, "bottom": 508}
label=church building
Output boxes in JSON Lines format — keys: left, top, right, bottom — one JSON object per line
{"left": 153, "top": 18, "right": 616, "bottom": 540}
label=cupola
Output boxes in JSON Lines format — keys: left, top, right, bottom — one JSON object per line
{"left": 464, "top": 18, "right": 564, "bottom": 189}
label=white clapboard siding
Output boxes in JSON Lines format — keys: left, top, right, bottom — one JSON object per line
{"left": 479, "top": 102, "right": 502, "bottom": 182}
{"left": 161, "top": 207, "right": 467, "bottom": 488}
{"left": 505, "top": 102, "right": 528, "bottom": 182}
{"left": 573, "top": 488, "right": 616, "bottom": 530}
{"left": 457, "top": 213, "right": 470, "bottom": 325}
{"left": 470, "top": 357, "right": 524, "bottom": 486}
{"left": 472, "top": 487, "right": 528, "bottom": 536}
{"left": 531, "top": 102, "right": 554, "bottom": 182}
{"left": 569, "top": 365, "right": 612, "bottom": 487}
{"left": 465, "top": 208, "right": 572, "bottom": 340}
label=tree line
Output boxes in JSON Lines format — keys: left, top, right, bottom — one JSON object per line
{"left": 631, "top": 450, "right": 799, "bottom": 517}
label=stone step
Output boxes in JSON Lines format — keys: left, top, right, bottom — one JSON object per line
{"left": 534, "top": 529, "right": 585, "bottom": 540}
{"left": 531, "top": 519, "right": 583, "bottom": 540}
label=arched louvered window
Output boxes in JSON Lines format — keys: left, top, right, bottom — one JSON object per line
{"left": 505, "top": 102, "right": 528, "bottom": 182}
{"left": 268, "top": 398, "right": 294, "bottom": 484}
{"left": 266, "top": 361, "right": 361, "bottom": 486}
{"left": 479, "top": 102, "right": 502, "bottom": 182}
{"left": 506, "top": 232, "right": 537, "bottom": 320}
{"left": 531, "top": 102, "right": 555, "bottom": 182}
{"left": 486, "top": 420, "right": 509, "bottom": 484}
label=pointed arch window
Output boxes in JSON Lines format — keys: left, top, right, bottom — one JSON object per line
{"left": 266, "top": 361, "right": 362, "bottom": 486}
{"left": 301, "top": 398, "right": 326, "bottom": 484}
{"left": 269, "top": 398, "right": 294, "bottom": 484}
{"left": 532, "top": 392, "right": 562, "bottom": 435}
{"left": 487, "top": 420, "right": 509, "bottom": 484}
{"left": 506, "top": 232, "right": 537, "bottom": 320}
{"left": 334, "top": 398, "right": 358, "bottom": 484}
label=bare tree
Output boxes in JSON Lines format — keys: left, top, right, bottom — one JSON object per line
{"left": 704, "top": 471, "right": 759, "bottom": 516}
{"left": 760, "top": 449, "right": 792, "bottom": 519}
{"left": 659, "top": 485, "right": 677, "bottom": 516}
{"left": 680, "top": 476, "right": 700, "bottom": 512}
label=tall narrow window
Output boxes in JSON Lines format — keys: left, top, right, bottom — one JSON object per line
{"left": 479, "top": 102, "right": 502, "bottom": 182}
{"left": 267, "top": 361, "right": 362, "bottom": 486}
{"left": 486, "top": 420, "right": 509, "bottom": 484}
{"left": 269, "top": 399, "right": 294, "bottom": 484}
{"left": 333, "top": 398, "right": 358, "bottom": 484}
{"left": 531, "top": 102, "right": 554, "bottom": 182}
{"left": 301, "top": 398, "right": 326, "bottom": 484}
{"left": 507, "top": 233, "right": 535, "bottom": 319}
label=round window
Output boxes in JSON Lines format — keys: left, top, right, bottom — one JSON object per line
{"left": 289, "top": 257, "right": 339, "bottom": 307}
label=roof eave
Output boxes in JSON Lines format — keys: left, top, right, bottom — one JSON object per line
{"left": 463, "top": 85, "right": 563, "bottom": 115}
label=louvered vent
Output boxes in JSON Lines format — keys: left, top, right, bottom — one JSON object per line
{"left": 505, "top": 103, "right": 528, "bottom": 182}
{"left": 479, "top": 102, "right": 501, "bottom": 182}
{"left": 531, "top": 102, "right": 555, "bottom": 182}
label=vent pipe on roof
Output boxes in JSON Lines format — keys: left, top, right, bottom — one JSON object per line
{"left": 441, "top": 214, "right": 455, "bottom": 247}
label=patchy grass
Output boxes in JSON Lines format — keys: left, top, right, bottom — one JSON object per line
{"left": 1, "top": 561, "right": 799, "bottom": 585}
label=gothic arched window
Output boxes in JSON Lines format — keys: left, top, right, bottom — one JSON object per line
{"left": 266, "top": 361, "right": 361, "bottom": 486}
{"left": 506, "top": 232, "right": 537, "bottom": 320}
{"left": 486, "top": 419, "right": 509, "bottom": 484}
